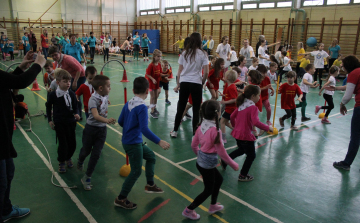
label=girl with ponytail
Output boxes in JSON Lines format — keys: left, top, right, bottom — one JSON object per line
{"left": 220, "top": 85, "right": 273, "bottom": 181}
{"left": 182, "top": 100, "right": 239, "bottom": 220}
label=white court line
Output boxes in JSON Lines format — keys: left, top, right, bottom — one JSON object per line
{"left": 16, "top": 123, "right": 97, "bottom": 223}
{"left": 176, "top": 109, "right": 354, "bottom": 165}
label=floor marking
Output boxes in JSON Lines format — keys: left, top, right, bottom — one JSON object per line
{"left": 16, "top": 123, "right": 98, "bottom": 223}
{"left": 320, "top": 133, "right": 328, "bottom": 141}
{"left": 190, "top": 176, "right": 202, "bottom": 185}
{"left": 270, "top": 104, "right": 317, "bottom": 117}
{"left": 137, "top": 199, "right": 171, "bottom": 223}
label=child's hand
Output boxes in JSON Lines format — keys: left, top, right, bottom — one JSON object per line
{"left": 108, "top": 100, "right": 111, "bottom": 105}
{"left": 74, "top": 114, "right": 80, "bottom": 120}
{"left": 313, "top": 81, "right": 318, "bottom": 85}
{"left": 297, "top": 98, "right": 302, "bottom": 102}
{"left": 158, "top": 140, "right": 170, "bottom": 150}
{"left": 49, "top": 121, "right": 55, "bottom": 130}
{"left": 315, "top": 84, "right": 320, "bottom": 88}
{"left": 270, "top": 88, "right": 274, "bottom": 96}
{"left": 173, "top": 85, "right": 179, "bottom": 93}
{"left": 152, "top": 79, "right": 157, "bottom": 84}
{"left": 107, "top": 118, "right": 116, "bottom": 124}
{"left": 220, "top": 100, "right": 225, "bottom": 104}
{"left": 318, "top": 92, "right": 322, "bottom": 96}
{"left": 218, "top": 91, "right": 224, "bottom": 97}
{"left": 268, "top": 126, "right": 274, "bottom": 132}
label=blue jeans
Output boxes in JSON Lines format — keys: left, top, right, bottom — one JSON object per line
{"left": 0, "top": 158, "right": 15, "bottom": 221}
{"left": 42, "top": 47, "right": 49, "bottom": 60}
{"left": 344, "top": 106, "right": 360, "bottom": 166}
{"left": 71, "top": 76, "right": 86, "bottom": 118}
{"left": 343, "top": 77, "right": 347, "bottom": 86}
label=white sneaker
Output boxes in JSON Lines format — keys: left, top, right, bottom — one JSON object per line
{"left": 170, "top": 131, "right": 178, "bottom": 138}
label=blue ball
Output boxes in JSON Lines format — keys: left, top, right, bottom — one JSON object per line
{"left": 306, "top": 37, "right": 317, "bottom": 47}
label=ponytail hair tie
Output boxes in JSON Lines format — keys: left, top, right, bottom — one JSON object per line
{"left": 215, "top": 110, "right": 218, "bottom": 112}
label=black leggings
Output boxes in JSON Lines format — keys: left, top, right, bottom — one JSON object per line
{"left": 281, "top": 108, "right": 297, "bottom": 126}
{"left": 278, "top": 69, "right": 289, "bottom": 83}
{"left": 174, "top": 82, "right": 202, "bottom": 134}
{"left": 314, "top": 68, "right": 323, "bottom": 87}
{"left": 90, "top": 47, "right": 95, "bottom": 62}
{"left": 32, "top": 44, "right": 37, "bottom": 52}
{"left": 120, "top": 49, "right": 126, "bottom": 62}
{"left": 321, "top": 93, "right": 334, "bottom": 118}
{"left": 329, "top": 58, "right": 336, "bottom": 67}
{"left": 104, "top": 48, "right": 109, "bottom": 61}
{"left": 188, "top": 163, "right": 223, "bottom": 210}
{"left": 9, "top": 51, "right": 14, "bottom": 60}
{"left": 143, "top": 48, "right": 148, "bottom": 57}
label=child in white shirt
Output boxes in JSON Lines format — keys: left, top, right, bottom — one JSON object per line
{"left": 230, "top": 46, "right": 238, "bottom": 67}
{"left": 278, "top": 51, "right": 292, "bottom": 83}
{"left": 216, "top": 36, "right": 231, "bottom": 71}
{"left": 248, "top": 58, "right": 259, "bottom": 71}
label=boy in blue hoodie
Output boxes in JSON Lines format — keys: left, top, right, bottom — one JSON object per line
{"left": 114, "top": 77, "right": 170, "bottom": 209}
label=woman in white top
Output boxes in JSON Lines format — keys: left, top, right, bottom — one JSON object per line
{"left": 171, "top": 33, "right": 209, "bottom": 138}
{"left": 216, "top": 36, "right": 231, "bottom": 71}
{"left": 315, "top": 65, "right": 339, "bottom": 124}
{"left": 103, "top": 35, "right": 111, "bottom": 63}
{"left": 207, "top": 35, "right": 214, "bottom": 56}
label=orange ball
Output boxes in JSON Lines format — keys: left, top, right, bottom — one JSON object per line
{"left": 119, "top": 164, "right": 131, "bottom": 177}
{"left": 318, "top": 113, "right": 325, "bottom": 119}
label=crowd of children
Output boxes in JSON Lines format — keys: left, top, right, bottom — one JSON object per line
{"left": 6, "top": 30, "right": 349, "bottom": 222}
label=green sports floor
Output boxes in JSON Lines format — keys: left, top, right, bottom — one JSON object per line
{"left": 0, "top": 54, "right": 358, "bottom": 223}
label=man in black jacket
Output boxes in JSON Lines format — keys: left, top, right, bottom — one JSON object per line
{"left": 0, "top": 51, "right": 45, "bottom": 223}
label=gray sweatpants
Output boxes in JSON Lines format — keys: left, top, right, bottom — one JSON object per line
{"left": 78, "top": 124, "right": 107, "bottom": 177}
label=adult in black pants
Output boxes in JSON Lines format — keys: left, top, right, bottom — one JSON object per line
{"left": 328, "top": 38, "right": 341, "bottom": 67}
{"left": 88, "top": 32, "right": 97, "bottom": 64}
{"left": 31, "top": 34, "right": 37, "bottom": 52}
{"left": 0, "top": 51, "right": 46, "bottom": 223}
{"left": 120, "top": 36, "right": 131, "bottom": 63}
{"left": 170, "top": 32, "right": 209, "bottom": 137}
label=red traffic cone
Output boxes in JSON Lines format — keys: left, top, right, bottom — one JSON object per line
{"left": 31, "top": 78, "right": 41, "bottom": 91}
{"left": 100, "top": 71, "right": 103, "bottom": 75}
{"left": 120, "top": 70, "right": 130, "bottom": 83}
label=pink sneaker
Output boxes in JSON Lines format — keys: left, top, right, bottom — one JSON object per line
{"left": 315, "top": 106, "right": 321, "bottom": 115}
{"left": 266, "top": 121, "right": 272, "bottom": 126}
{"left": 147, "top": 58, "right": 149, "bottom": 61}
{"left": 208, "top": 203, "right": 224, "bottom": 214}
{"left": 182, "top": 207, "right": 200, "bottom": 220}
{"left": 322, "top": 117, "right": 331, "bottom": 124}
{"left": 144, "top": 58, "right": 145, "bottom": 61}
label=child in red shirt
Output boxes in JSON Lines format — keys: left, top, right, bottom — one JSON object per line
{"left": 158, "top": 60, "right": 172, "bottom": 105}
{"left": 76, "top": 66, "right": 97, "bottom": 119}
{"left": 257, "top": 65, "right": 274, "bottom": 126}
{"left": 206, "top": 58, "right": 224, "bottom": 100}
{"left": 145, "top": 49, "right": 162, "bottom": 118}
{"left": 220, "top": 70, "right": 238, "bottom": 144}
{"left": 279, "top": 71, "right": 303, "bottom": 130}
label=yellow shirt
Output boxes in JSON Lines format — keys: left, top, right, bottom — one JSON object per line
{"left": 333, "top": 59, "right": 342, "bottom": 67}
{"left": 297, "top": 48, "right": 305, "bottom": 61}
{"left": 207, "top": 40, "right": 210, "bottom": 48}
{"left": 324, "top": 58, "right": 328, "bottom": 65}
{"left": 176, "top": 39, "right": 185, "bottom": 49}
{"left": 300, "top": 58, "right": 310, "bottom": 68}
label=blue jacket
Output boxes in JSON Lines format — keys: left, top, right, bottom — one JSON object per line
{"left": 60, "top": 39, "right": 70, "bottom": 52}
{"left": 82, "top": 37, "right": 88, "bottom": 44}
{"left": 6, "top": 43, "right": 14, "bottom": 52}
{"left": 65, "top": 42, "right": 84, "bottom": 63}
{"left": 88, "top": 37, "right": 97, "bottom": 48}
{"left": 118, "top": 103, "right": 160, "bottom": 145}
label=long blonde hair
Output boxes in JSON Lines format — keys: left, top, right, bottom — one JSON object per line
{"left": 152, "top": 49, "right": 162, "bottom": 64}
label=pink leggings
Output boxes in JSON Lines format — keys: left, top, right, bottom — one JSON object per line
{"left": 262, "top": 99, "right": 271, "bottom": 121}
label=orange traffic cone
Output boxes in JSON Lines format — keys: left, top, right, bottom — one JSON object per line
{"left": 31, "top": 78, "right": 41, "bottom": 91}
{"left": 120, "top": 70, "right": 130, "bottom": 83}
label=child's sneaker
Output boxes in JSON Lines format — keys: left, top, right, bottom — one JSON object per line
{"left": 2, "top": 205, "right": 30, "bottom": 222}
{"left": 208, "top": 203, "right": 224, "bottom": 214}
{"left": 150, "top": 111, "right": 158, "bottom": 119}
{"left": 77, "top": 160, "right": 84, "bottom": 171}
{"left": 185, "top": 113, "right": 192, "bottom": 119}
{"left": 66, "top": 159, "right": 74, "bottom": 168}
{"left": 266, "top": 120, "right": 272, "bottom": 126}
{"left": 290, "top": 125, "right": 298, "bottom": 130}
{"left": 145, "top": 184, "right": 164, "bottom": 193}
{"left": 238, "top": 174, "right": 254, "bottom": 182}
{"left": 333, "top": 161, "right": 350, "bottom": 170}
{"left": 114, "top": 197, "right": 137, "bottom": 209}
{"left": 322, "top": 117, "right": 331, "bottom": 124}
{"left": 144, "top": 58, "right": 146, "bottom": 61}
{"left": 182, "top": 207, "right": 200, "bottom": 220}
{"left": 315, "top": 105, "right": 321, "bottom": 115}
{"left": 154, "top": 108, "right": 160, "bottom": 115}
{"left": 301, "top": 117, "right": 311, "bottom": 122}
{"left": 279, "top": 118, "right": 284, "bottom": 127}
{"left": 165, "top": 99, "right": 171, "bottom": 105}
{"left": 170, "top": 130, "right": 178, "bottom": 138}
{"left": 81, "top": 175, "right": 92, "bottom": 191}
{"left": 58, "top": 162, "right": 66, "bottom": 173}
{"left": 124, "top": 61, "right": 128, "bottom": 64}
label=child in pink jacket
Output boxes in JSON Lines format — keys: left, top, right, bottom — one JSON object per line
{"left": 220, "top": 85, "right": 273, "bottom": 181}
{"left": 182, "top": 100, "right": 239, "bottom": 221}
